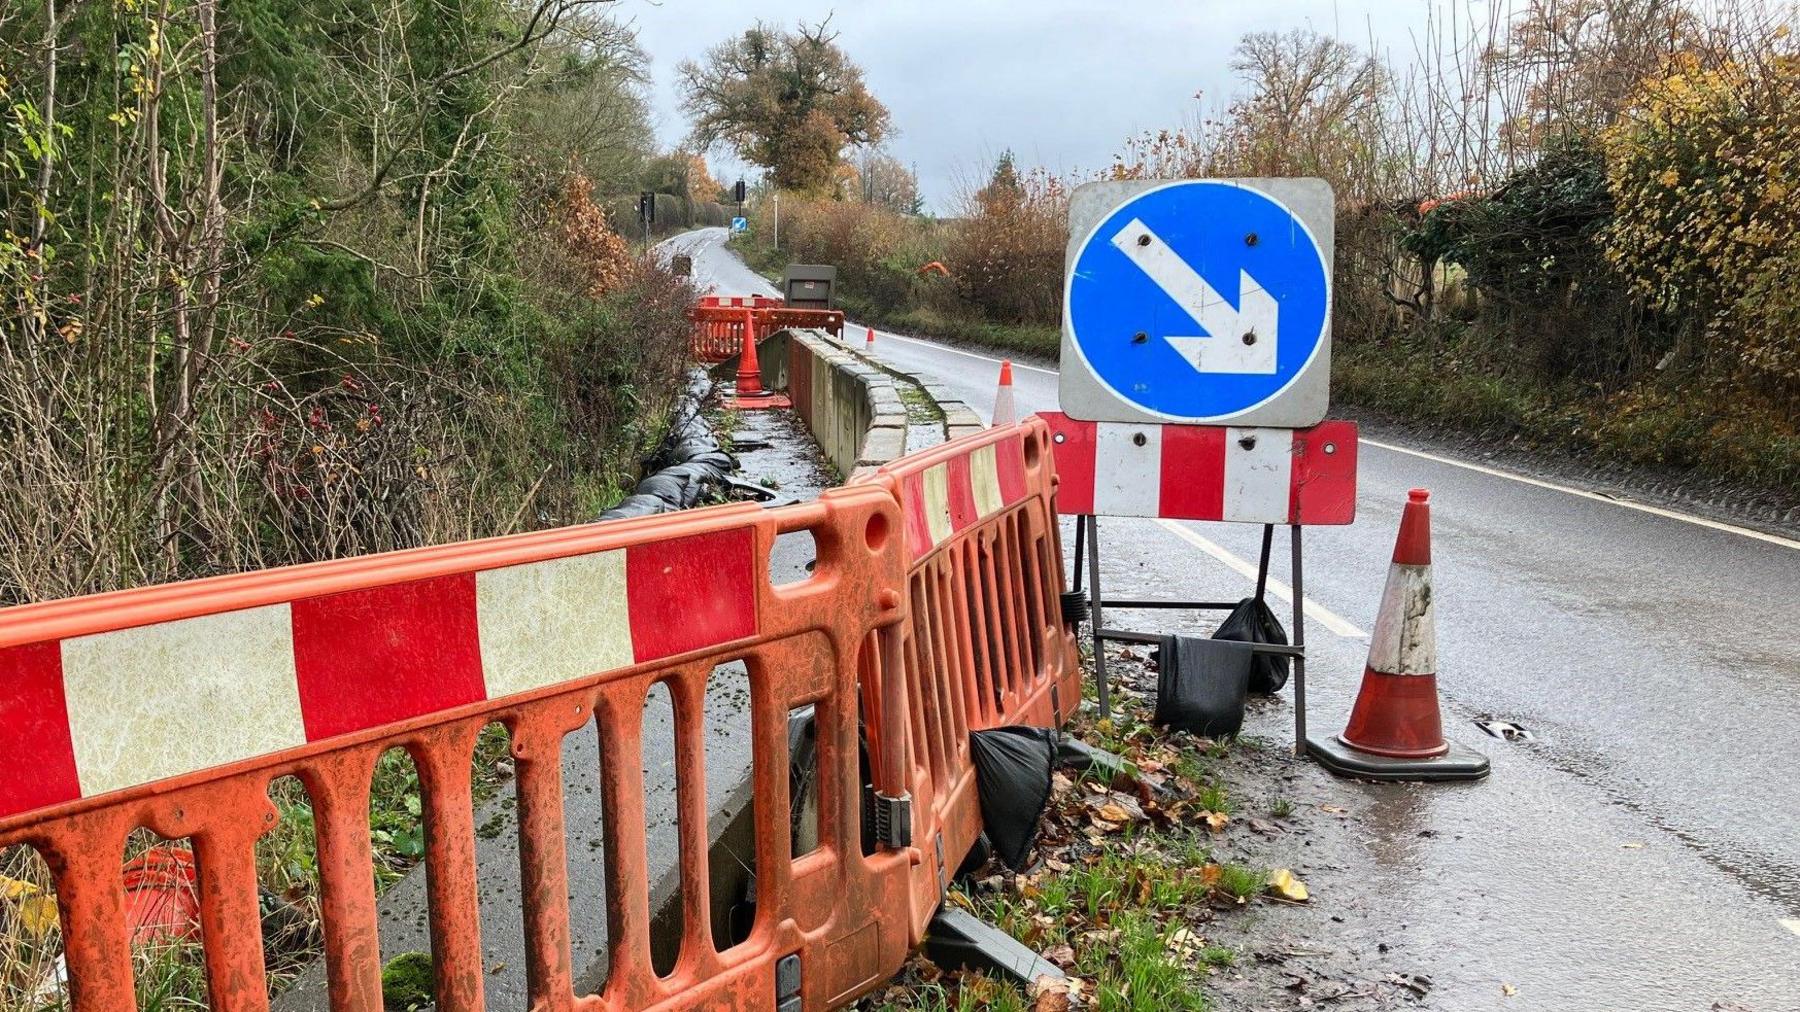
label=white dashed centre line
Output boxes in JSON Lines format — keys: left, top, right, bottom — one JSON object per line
{"left": 1154, "top": 519, "right": 1369, "bottom": 640}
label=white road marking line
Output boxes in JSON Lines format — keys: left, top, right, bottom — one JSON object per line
{"left": 1362, "top": 438, "right": 1800, "bottom": 551}
{"left": 1782, "top": 918, "right": 1800, "bottom": 938}
{"left": 1154, "top": 519, "right": 1370, "bottom": 640}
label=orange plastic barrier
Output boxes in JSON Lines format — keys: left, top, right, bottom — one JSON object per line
{"left": 852, "top": 417, "right": 1081, "bottom": 941}
{"left": 689, "top": 304, "right": 847, "bottom": 363}
{"left": 697, "top": 295, "right": 783, "bottom": 311}
{"left": 0, "top": 486, "right": 916, "bottom": 1012}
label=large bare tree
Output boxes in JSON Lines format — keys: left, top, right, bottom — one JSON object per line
{"left": 678, "top": 19, "right": 890, "bottom": 192}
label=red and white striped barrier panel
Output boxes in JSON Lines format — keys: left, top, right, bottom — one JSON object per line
{"left": 893, "top": 434, "right": 1031, "bottom": 563}
{"left": 697, "top": 294, "right": 782, "bottom": 310}
{"left": 0, "top": 530, "right": 757, "bottom": 818}
{"left": 0, "top": 490, "right": 920, "bottom": 1011}
{"left": 0, "top": 418, "right": 1085, "bottom": 1011}
{"left": 856, "top": 418, "right": 1080, "bottom": 941}
{"left": 1037, "top": 411, "right": 1358, "bottom": 525}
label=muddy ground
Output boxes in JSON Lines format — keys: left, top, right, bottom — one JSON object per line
{"left": 1095, "top": 644, "right": 1441, "bottom": 1012}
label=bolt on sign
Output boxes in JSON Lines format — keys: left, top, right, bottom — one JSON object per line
{"left": 1058, "top": 178, "right": 1335, "bottom": 427}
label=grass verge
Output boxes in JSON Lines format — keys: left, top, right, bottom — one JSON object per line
{"left": 1334, "top": 338, "right": 1800, "bottom": 494}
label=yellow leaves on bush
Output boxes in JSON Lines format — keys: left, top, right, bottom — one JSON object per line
{"left": 556, "top": 172, "right": 634, "bottom": 298}
{"left": 1602, "top": 54, "right": 1800, "bottom": 397}
{"left": 1601, "top": 55, "right": 1800, "bottom": 319}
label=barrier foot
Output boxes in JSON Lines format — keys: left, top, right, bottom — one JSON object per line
{"left": 729, "top": 390, "right": 792, "bottom": 411}
{"left": 925, "top": 907, "right": 1066, "bottom": 986}
{"left": 1306, "top": 734, "right": 1490, "bottom": 783}
{"left": 1053, "top": 737, "right": 1130, "bottom": 784}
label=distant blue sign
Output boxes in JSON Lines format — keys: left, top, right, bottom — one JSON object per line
{"left": 1064, "top": 180, "right": 1330, "bottom": 421}
{"left": 730, "top": 216, "right": 749, "bottom": 233}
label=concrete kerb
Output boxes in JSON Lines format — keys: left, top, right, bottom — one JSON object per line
{"left": 811, "top": 335, "right": 990, "bottom": 443}
{"left": 721, "top": 324, "right": 999, "bottom": 486}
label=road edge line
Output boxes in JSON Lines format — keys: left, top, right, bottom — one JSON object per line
{"left": 1362, "top": 438, "right": 1800, "bottom": 551}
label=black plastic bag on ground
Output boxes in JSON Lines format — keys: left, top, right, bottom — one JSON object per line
{"left": 1152, "top": 635, "right": 1253, "bottom": 738}
{"left": 1211, "top": 596, "right": 1290, "bottom": 693}
{"left": 969, "top": 726, "right": 1056, "bottom": 871}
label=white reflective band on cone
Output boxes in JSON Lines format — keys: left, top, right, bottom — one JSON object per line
{"left": 1365, "top": 562, "right": 1436, "bottom": 676}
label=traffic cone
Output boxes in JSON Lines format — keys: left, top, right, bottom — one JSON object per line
{"left": 731, "top": 308, "right": 787, "bottom": 409}
{"left": 865, "top": 325, "right": 876, "bottom": 350}
{"left": 992, "top": 359, "right": 1018, "bottom": 426}
{"left": 1307, "top": 489, "right": 1488, "bottom": 782}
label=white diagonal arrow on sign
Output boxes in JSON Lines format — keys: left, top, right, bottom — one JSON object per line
{"left": 1110, "top": 217, "right": 1279, "bottom": 374}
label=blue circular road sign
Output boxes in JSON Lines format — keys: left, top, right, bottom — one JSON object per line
{"left": 1065, "top": 180, "right": 1330, "bottom": 421}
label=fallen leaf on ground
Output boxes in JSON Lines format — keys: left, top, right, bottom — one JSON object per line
{"left": 0, "top": 875, "right": 59, "bottom": 937}
{"left": 1167, "top": 926, "right": 1204, "bottom": 956}
{"left": 1266, "top": 868, "right": 1310, "bottom": 902}
{"left": 1502, "top": 983, "right": 1518, "bottom": 997}
{"left": 1621, "top": 842, "right": 1644, "bottom": 849}
{"left": 1097, "top": 802, "right": 1133, "bottom": 824}
{"left": 1203, "top": 810, "right": 1230, "bottom": 832}
{"left": 1320, "top": 805, "right": 1349, "bottom": 815}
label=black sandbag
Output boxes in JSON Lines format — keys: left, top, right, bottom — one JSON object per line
{"left": 1211, "top": 596, "right": 1290, "bottom": 693}
{"left": 1152, "top": 635, "right": 1253, "bottom": 738}
{"left": 969, "top": 726, "right": 1056, "bottom": 871}
{"left": 597, "top": 370, "right": 736, "bottom": 521}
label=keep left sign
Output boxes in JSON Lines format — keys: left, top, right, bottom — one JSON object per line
{"left": 1059, "top": 178, "right": 1335, "bottom": 427}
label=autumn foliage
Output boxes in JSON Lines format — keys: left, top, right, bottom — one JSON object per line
{"left": 558, "top": 171, "right": 637, "bottom": 298}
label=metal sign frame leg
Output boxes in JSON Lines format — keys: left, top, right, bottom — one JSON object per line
{"left": 1254, "top": 524, "right": 1274, "bottom": 605}
{"left": 1079, "top": 514, "right": 1311, "bottom": 753}
{"left": 1289, "top": 524, "right": 1307, "bottom": 756}
{"left": 1070, "top": 515, "right": 1086, "bottom": 596}
{"left": 1084, "top": 514, "right": 1112, "bottom": 720}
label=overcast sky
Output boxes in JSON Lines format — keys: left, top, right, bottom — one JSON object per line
{"left": 619, "top": 1, "right": 1439, "bottom": 212}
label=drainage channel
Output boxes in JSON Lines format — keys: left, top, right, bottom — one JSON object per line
{"left": 894, "top": 375, "right": 948, "bottom": 454}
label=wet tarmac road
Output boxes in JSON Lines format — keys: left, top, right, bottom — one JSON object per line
{"left": 673, "top": 226, "right": 1800, "bottom": 1010}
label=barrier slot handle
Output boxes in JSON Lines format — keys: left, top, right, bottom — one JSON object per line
{"left": 873, "top": 590, "right": 913, "bottom": 849}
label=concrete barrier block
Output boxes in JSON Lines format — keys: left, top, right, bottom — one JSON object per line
{"left": 859, "top": 425, "right": 907, "bottom": 465}
{"left": 943, "top": 405, "right": 984, "bottom": 430}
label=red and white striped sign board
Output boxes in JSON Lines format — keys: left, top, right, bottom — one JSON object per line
{"left": 0, "top": 528, "right": 757, "bottom": 820}
{"left": 1038, "top": 411, "right": 1357, "bottom": 525}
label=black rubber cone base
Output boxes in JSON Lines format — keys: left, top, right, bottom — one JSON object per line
{"left": 1307, "top": 734, "right": 1490, "bottom": 782}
